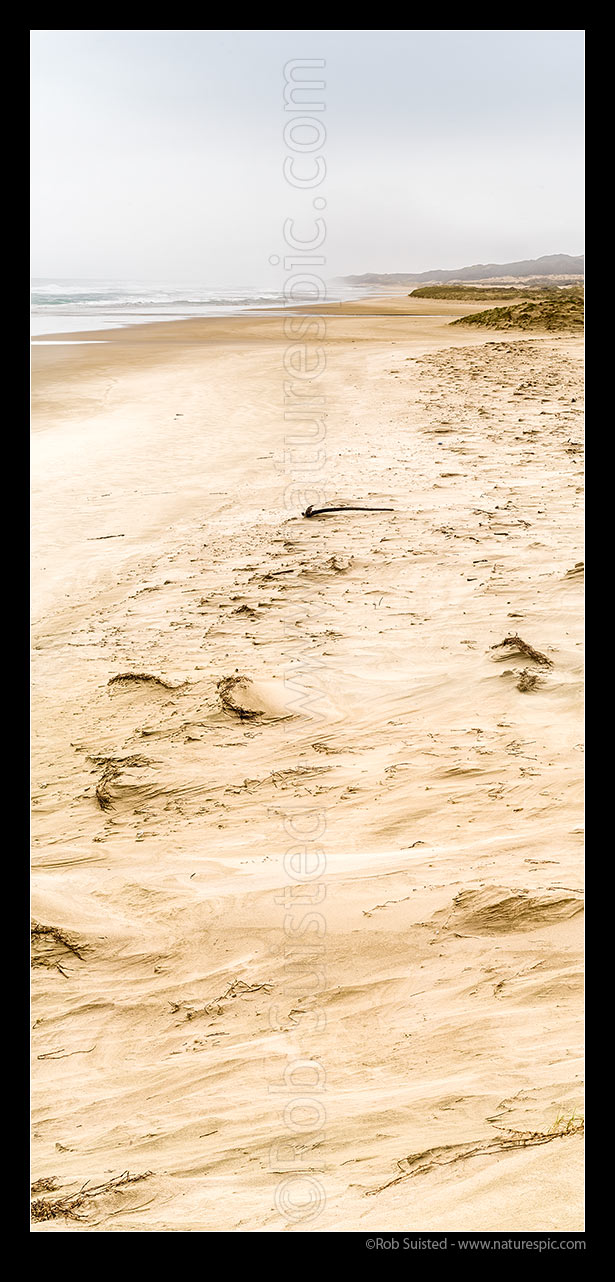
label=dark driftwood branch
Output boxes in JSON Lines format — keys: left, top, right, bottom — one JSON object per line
{"left": 303, "top": 504, "right": 394, "bottom": 518}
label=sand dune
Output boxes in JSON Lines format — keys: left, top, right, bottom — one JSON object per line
{"left": 31, "top": 295, "right": 583, "bottom": 1231}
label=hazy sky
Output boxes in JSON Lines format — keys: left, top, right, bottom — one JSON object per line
{"left": 31, "top": 29, "right": 584, "bottom": 283}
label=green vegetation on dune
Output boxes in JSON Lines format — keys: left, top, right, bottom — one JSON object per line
{"left": 450, "top": 293, "right": 584, "bottom": 332}
{"left": 411, "top": 284, "right": 584, "bottom": 302}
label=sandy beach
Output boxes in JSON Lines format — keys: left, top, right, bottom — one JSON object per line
{"left": 31, "top": 291, "right": 584, "bottom": 1232}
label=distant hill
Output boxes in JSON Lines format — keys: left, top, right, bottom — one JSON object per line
{"left": 342, "top": 254, "right": 584, "bottom": 285}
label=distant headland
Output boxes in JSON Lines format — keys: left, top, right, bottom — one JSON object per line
{"left": 340, "top": 253, "right": 584, "bottom": 286}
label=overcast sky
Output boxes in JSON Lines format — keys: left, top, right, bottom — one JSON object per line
{"left": 31, "top": 29, "right": 584, "bottom": 284}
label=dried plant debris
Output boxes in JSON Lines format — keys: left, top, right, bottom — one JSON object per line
{"left": 233, "top": 603, "right": 259, "bottom": 617}
{"left": 367, "top": 1116, "right": 584, "bottom": 1195}
{"left": 492, "top": 635, "right": 553, "bottom": 666}
{"left": 217, "top": 673, "right": 293, "bottom": 722}
{"left": 31, "top": 1170, "right": 152, "bottom": 1223}
{"left": 226, "top": 765, "right": 330, "bottom": 795}
{"left": 169, "top": 978, "right": 273, "bottom": 1022}
{"left": 108, "top": 672, "right": 184, "bottom": 689}
{"left": 88, "top": 753, "right": 151, "bottom": 811}
{"left": 31, "top": 1177, "right": 60, "bottom": 1196}
{"left": 31, "top": 921, "right": 85, "bottom": 968}
{"left": 517, "top": 668, "right": 541, "bottom": 693}
{"left": 217, "top": 674, "right": 261, "bottom": 719}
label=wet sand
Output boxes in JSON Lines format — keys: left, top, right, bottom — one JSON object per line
{"left": 31, "top": 292, "right": 584, "bottom": 1231}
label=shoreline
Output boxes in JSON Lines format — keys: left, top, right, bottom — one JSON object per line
{"left": 30, "top": 282, "right": 395, "bottom": 341}
{"left": 31, "top": 291, "right": 546, "bottom": 423}
{"left": 31, "top": 289, "right": 584, "bottom": 1231}
{"left": 30, "top": 288, "right": 498, "bottom": 345}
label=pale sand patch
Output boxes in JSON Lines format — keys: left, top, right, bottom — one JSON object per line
{"left": 31, "top": 296, "right": 583, "bottom": 1231}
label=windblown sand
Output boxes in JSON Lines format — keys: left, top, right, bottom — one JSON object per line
{"left": 31, "top": 294, "right": 584, "bottom": 1231}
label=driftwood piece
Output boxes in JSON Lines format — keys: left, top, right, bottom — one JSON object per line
{"left": 303, "top": 504, "right": 394, "bottom": 518}
{"left": 491, "top": 635, "right": 553, "bottom": 666}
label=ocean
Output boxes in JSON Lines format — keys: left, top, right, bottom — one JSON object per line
{"left": 30, "top": 278, "right": 368, "bottom": 338}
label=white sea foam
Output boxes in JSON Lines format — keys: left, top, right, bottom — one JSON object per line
{"left": 30, "top": 277, "right": 368, "bottom": 336}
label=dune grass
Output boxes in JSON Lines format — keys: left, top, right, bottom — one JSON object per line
{"left": 31, "top": 1171, "right": 152, "bottom": 1223}
{"left": 451, "top": 292, "right": 583, "bottom": 331}
{"left": 410, "top": 284, "right": 583, "bottom": 301}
